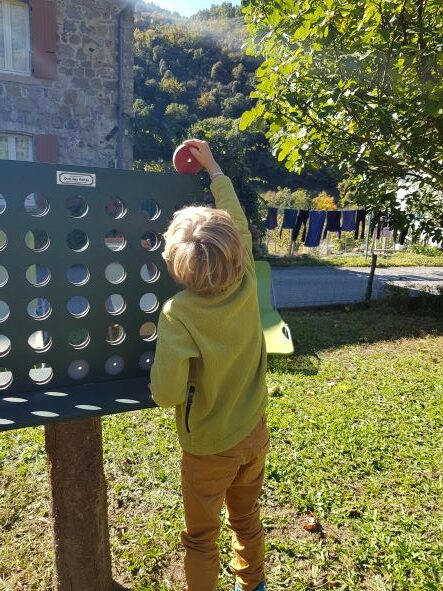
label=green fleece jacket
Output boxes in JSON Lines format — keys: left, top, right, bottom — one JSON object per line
{"left": 150, "top": 175, "right": 267, "bottom": 455}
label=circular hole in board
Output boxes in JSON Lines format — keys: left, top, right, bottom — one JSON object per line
{"left": 29, "top": 364, "right": 53, "bottom": 385}
{"left": 140, "top": 262, "right": 160, "bottom": 284}
{"left": 67, "top": 296, "right": 90, "bottom": 318}
{"left": 66, "top": 264, "right": 90, "bottom": 286}
{"left": 66, "top": 195, "right": 88, "bottom": 218}
{"left": 105, "top": 294, "right": 126, "bottom": 315}
{"left": 66, "top": 229, "right": 89, "bottom": 252}
{"left": 140, "top": 322, "right": 157, "bottom": 342}
{"left": 140, "top": 231, "right": 161, "bottom": 251}
{"left": 25, "top": 264, "right": 51, "bottom": 287}
{"left": 105, "top": 355, "right": 124, "bottom": 376}
{"left": 68, "top": 360, "right": 89, "bottom": 380}
{"left": 141, "top": 199, "right": 160, "bottom": 221}
{"left": 104, "top": 229, "right": 126, "bottom": 252}
{"left": 25, "top": 229, "right": 50, "bottom": 252}
{"left": 27, "top": 298, "right": 52, "bottom": 320}
{"left": 105, "top": 263, "right": 126, "bottom": 284}
{"left": 28, "top": 330, "right": 52, "bottom": 352}
{"left": 68, "top": 328, "right": 90, "bottom": 350}
{"left": 0, "top": 301, "right": 10, "bottom": 323}
{"left": 139, "top": 293, "right": 158, "bottom": 314}
{"left": 0, "top": 194, "right": 6, "bottom": 215}
{"left": 24, "top": 193, "right": 50, "bottom": 217}
{"left": 139, "top": 351, "right": 155, "bottom": 371}
{"left": 105, "top": 197, "right": 127, "bottom": 219}
{"left": 28, "top": 298, "right": 51, "bottom": 320}
{"left": 106, "top": 324, "right": 126, "bottom": 346}
{"left": 0, "top": 336, "right": 11, "bottom": 357}
{"left": 0, "top": 367, "right": 13, "bottom": 389}
{"left": 0, "top": 266, "right": 8, "bottom": 287}
{"left": 0, "top": 230, "right": 7, "bottom": 251}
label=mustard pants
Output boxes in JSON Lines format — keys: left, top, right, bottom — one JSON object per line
{"left": 181, "top": 416, "right": 270, "bottom": 591}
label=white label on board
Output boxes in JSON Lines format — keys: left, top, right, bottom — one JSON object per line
{"left": 56, "top": 171, "right": 96, "bottom": 187}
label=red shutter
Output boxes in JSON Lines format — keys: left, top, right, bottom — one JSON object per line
{"left": 35, "top": 135, "right": 59, "bottom": 163}
{"left": 31, "top": 0, "right": 57, "bottom": 79}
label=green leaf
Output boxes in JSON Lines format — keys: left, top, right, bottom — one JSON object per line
{"left": 239, "top": 104, "right": 265, "bottom": 131}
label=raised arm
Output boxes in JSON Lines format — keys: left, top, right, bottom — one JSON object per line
{"left": 183, "top": 139, "right": 253, "bottom": 257}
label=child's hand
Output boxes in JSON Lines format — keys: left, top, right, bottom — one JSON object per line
{"left": 182, "top": 139, "right": 222, "bottom": 178}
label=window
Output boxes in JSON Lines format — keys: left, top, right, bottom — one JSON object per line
{"left": 0, "top": 1, "right": 30, "bottom": 75}
{"left": 0, "top": 133, "right": 33, "bottom": 160}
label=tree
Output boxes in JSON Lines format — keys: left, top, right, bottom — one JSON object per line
{"left": 132, "top": 6, "right": 335, "bottom": 196}
{"left": 192, "top": 2, "right": 242, "bottom": 20}
{"left": 165, "top": 102, "right": 190, "bottom": 121}
{"left": 196, "top": 91, "right": 219, "bottom": 116}
{"left": 222, "top": 93, "right": 251, "bottom": 118}
{"left": 312, "top": 192, "right": 337, "bottom": 211}
{"left": 211, "top": 60, "right": 230, "bottom": 83}
{"left": 232, "top": 63, "right": 246, "bottom": 80}
{"left": 241, "top": 0, "right": 443, "bottom": 241}
{"left": 159, "top": 72, "right": 185, "bottom": 98}
{"left": 263, "top": 187, "right": 311, "bottom": 210}
{"left": 133, "top": 98, "right": 172, "bottom": 161}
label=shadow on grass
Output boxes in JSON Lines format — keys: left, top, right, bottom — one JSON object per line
{"left": 269, "top": 351, "right": 321, "bottom": 376}
{"left": 113, "top": 582, "right": 132, "bottom": 591}
{"left": 262, "top": 254, "right": 333, "bottom": 267}
{"left": 268, "top": 299, "right": 443, "bottom": 375}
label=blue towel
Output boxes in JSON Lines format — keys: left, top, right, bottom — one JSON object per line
{"left": 323, "top": 210, "right": 342, "bottom": 238}
{"left": 281, "top": 208, "right": 297, "bottom": 229}
{"left": 341, "top": 210, "right": 357, "bottom": 232}
{"left": 265, "top": 207, "right": 278, "bottom": 230}
{"left": 280, "top": 208, "right": 298, "bottom": 237}
{"left": 305, "top": 211, "right": 327, "bottom": 247}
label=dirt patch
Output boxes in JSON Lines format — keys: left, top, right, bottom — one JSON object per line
{"left": 263, "top": 505, "right": 351, "bottom": 546}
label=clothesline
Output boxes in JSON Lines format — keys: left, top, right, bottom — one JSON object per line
{"left": 265, "top": 207, "right": 411, "bottom": 248}
{"left": 265, "top": 207, "right": 367, "bottom": 247}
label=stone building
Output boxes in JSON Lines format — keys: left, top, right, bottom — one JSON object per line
{"left": 0, "top": 0, "right": 133, "bottom": 168}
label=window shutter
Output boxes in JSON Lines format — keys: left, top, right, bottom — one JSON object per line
{"left": 35, "top": 135, "right": 58, "bottom": 163}
{"left": 31, "top": 0, "right": 57, "bottom": 79}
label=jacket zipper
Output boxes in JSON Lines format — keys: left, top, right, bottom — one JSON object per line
{"left": 185, "top": 385, "right": 195, "bottom": 433}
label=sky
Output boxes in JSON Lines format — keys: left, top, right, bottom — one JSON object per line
{"left": 144, "top": 0, "right": 241, "bottom": 18}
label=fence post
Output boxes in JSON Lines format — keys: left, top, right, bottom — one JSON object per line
{"left": 45, "top": 418, "right": 113, "bottom": 591}
{"left": 365, "top": 253, "right": 378, "bottom": 303}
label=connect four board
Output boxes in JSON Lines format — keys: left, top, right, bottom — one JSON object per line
{"left": 0, "top": 160, "right": 205, "bottom": 431}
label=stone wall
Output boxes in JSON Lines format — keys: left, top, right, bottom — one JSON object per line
{"left": 0, "top": 0, "right": 133, "bottom": 168}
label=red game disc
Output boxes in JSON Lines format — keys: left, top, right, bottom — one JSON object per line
{"left": 173, "top": 144, "right": 203, "bottom": 175}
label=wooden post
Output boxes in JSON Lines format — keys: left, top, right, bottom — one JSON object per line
{"left": 365, "top": 253, "right": 378, "bottom": 304}
{"left": 45, "top": 418, "right": 113, "bottom": 591}
{"left": 365, "top": 213, "right": 372, "bottom": 261}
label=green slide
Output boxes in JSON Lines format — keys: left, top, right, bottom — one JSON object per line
{"left": 255, "top": 261, "right": 294, "bottom": 355}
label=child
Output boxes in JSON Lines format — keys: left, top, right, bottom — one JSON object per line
{"left": 149, "top": 139, "right": 269, "bottom": 591}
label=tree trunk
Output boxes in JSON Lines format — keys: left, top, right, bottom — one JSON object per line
{"left": 365, "top": 253, "right": 378, "bottom": 304}
{"left": 45, "top": 418, "right": 113, "bottom": 591}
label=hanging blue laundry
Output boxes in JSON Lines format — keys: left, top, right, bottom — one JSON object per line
{"left": 305, "top": 211, "right": 327, "bottom": 247}
{"left": 280, "top": 208, "right": 298, "bottom": 237}
{"left": 292, "top": 210, "right": 309, "bottom": 242}
{"left": 323, "top": 210, "right": 342, "bottom": 238}
{"left": 354, "top": 209, "right": 366, "bottom": 239}
{"left": 281, "top": 208, "right": 297, "bottom": 229}
{"left": 265, "top": 207, "right": 278, "bottom": 230}
{"left": 341, "top": 210, "right": 357, "bottom": 232}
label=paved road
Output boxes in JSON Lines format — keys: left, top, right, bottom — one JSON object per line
{"left": 272, "top": 266, "right": 443, "bottom": 308}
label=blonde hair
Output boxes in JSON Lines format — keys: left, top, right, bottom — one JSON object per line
{"left": 163, "top": 206, "right": 245, "bottom": 296}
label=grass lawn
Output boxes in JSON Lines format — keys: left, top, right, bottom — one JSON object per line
{"left": 266, "top": 253, "right": 443, "bottom": 268}
{"left": 1, "top": 303, "right": 443, "bottom": 590}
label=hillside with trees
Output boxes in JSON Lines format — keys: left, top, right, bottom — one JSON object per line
{"left": 133, "top": 1, "right": 337, "bottom": 220}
